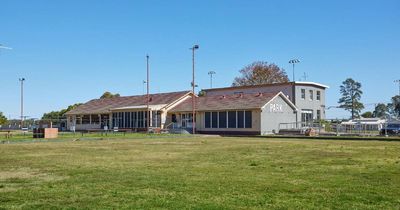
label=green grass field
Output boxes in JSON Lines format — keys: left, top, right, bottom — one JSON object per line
{"left": 1, "top": 136, "right": 399, "bottom": 209}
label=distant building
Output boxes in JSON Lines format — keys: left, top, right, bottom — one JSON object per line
{"left": 340, "top": 118, "right": 387, "bottom": 131}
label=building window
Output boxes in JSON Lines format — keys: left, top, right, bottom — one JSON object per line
{"left": 91, "top": 115, "right": 99, "bottom": 124}
{"left": 301, "top": 89, "right": 305, "bottom": 100}
{"left": 76, "top": 116, "right": 81, "bottom": 125}
{"left": 138, "top": 112, "right": 143, "bottom": 128}
{"left": 237, "top": 111, "right": 244, "bottom": 128}
{"left": 82, "top": 115, "right": 90, "bottom": 124}
{"left": 204, "top": 110, "right": 252, "bottom": 129}
{"left": 205, "top": 112, "right": 211, "bottom": 128}
{"left": 309, "top": 90, "right": 313, "bottom": 100}
{"left": 317, "top": 110, "right": 321, "bottom": 120}
{"left": 211, "top": 112, "right": 218, "bottom": 128}
{"left": 218, "top": 112, "right": 227, "bottom": 128}
{"left": 245, "top": 111, "right": 252, "bottom": 128}
{"left": 133, "top": 112, "right": 137, "bottom": 128}
{"left": 316, "top": 91, "right": 321, "bottom": 101}
{"left": 228, "top": 111, "right": 237, "bottom": 128}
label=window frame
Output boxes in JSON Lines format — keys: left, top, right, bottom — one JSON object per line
{"left": 301, "top": 89, "right": 306, "bottom": 100}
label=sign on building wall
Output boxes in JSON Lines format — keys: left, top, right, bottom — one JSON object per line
{"left": 269, "top": 104, "right": 283, "bottom": 113}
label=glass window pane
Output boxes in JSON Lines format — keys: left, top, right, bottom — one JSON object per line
{"left": 205, "top": 112, "right": 211, "bottom": 128}
{"left": 212, "top": 112, "right": 218, "bottom": 128}
{"left": 228, "top": 111, "right": 236, "bottom": 128}
{"left": 245, "top": 111, "right": 252, "bottom": 128}
{"left": 237, "top": 111, "right": 244, "bottom": 128}
{"left": 218, "top": 112, "right": 227, "bottom": 128}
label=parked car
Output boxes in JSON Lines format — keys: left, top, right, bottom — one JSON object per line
{"left": 380, "top": 123, "right": 400, "bottom": 135}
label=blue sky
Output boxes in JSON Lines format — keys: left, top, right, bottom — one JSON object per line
{"left": 0, "top": 0, "right": 399, "bottom": 119}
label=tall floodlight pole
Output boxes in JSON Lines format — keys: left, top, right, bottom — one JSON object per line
{"left": 19, "top": 78, "right": 25, "bottom": 129}
{"left": 288, "top": 59, "right": 300, "bottom": 82}
{"left": 208, "top": 71, "right": 216, "bottom": 88}
{"left": 395, "top": 80, "right": 400, "bottom": 96}
{"left": 146, "top": 55, "right": 150, "bottom": 132}
{"left": 190, "top": 45, "right": 199, "bottom": 134}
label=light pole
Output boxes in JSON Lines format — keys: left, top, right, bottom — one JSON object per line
{"left": 289, "top": 59, "right": 300, "bottom": 82}
{"left": 395, "top": 80, "right": 400, "bottom": 96}
{"left": 19, "top": 78, "right": 25, "bottom": 129}
{"left": 208, "top": 71, "right": 216, "bottom": 88}
{"left": 146, "top": 55, "right": 150, "bottom": 132}
{"left": 190, "top": 44, "right": 199, "bottom": 134}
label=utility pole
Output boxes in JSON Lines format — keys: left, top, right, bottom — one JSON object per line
{"left": 19, "top": 78, "right": 25, "bottom": 129}
{"left": 146, "top": 55, "right": 150, "bottom": 132}
{"left": 208, "top": 71, "right": 216, "bottom": 88}
{"left": 288, "top": 59, "right": 300, "bottom": 82}
{"left": 190, "top": 45, "right": 199, "bottom": 134}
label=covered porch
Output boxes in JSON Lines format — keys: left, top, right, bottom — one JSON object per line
{"left": 109, "top": 104, "right": 166, "bottom": 130}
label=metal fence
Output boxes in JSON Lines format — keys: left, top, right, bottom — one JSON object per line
{"left": 279, "top": 121, "right": 385, "bottom": 136}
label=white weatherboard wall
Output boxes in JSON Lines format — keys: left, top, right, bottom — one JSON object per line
{"left": 260, "top": 95, "right": 297, "bottom": 134}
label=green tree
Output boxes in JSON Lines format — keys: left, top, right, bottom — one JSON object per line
{"left": 42, "top": 103, "right": 82, "bottom": 120}
{"left": 232, "top": 61, "right": 289, "bottom": 86}
{"left": 338, "top": 78, "right": 364, "bottom": 119}
{"left": 361, "top": 111, "right": 373, "bottom": 118}
{"left": 0, "top": 112, "right": 7, "bottom": 125}
{"left": 100, "top": 91, "right": 120, "bottom": 99}
{"left": 373, "top": 103, "right": 388, "bottom": 118}
{"left": 388, "top": 95, "right": 400, "bottom": 118}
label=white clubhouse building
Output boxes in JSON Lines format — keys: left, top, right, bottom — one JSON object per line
{"left": 66, "top": 81, "right": 328, "bottom": 135}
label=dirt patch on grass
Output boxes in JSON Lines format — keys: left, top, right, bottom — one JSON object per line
{"left": 0, "top": 168, "right": 67, "bottom": 192}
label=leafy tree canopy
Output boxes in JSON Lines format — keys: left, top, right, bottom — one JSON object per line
{"left": 388, "top": 95, "right": 400, "bottom": 118}
{"left": 41, "top": 103, "right": 82, "bottom": 120}
{"left": 373, "top": 103, "right": 388, "bottom": 118}
{"left": 232, "top": 61, "right": 289, "bottom": 87}
{"left": 0, "top": 112, "right": 7, "bottom": 125}
{"left": 361, "top": 111, "right": 373, "bottom": 118}
{"left": 100, "top": 91, "right": 121, "bottom": 99}
{"left": 338, "top": 78, "right": 364, "bottom": 119}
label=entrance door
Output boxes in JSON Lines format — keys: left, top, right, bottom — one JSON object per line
{"left": 181, "top": 113, "right": 193, "bottom": 128}
{"left": 301, "top": 110, "right": 313, "bottom": 126}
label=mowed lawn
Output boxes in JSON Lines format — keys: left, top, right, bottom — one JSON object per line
{"left": 0, "top": 137, "right": 399, "bottom": 209}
